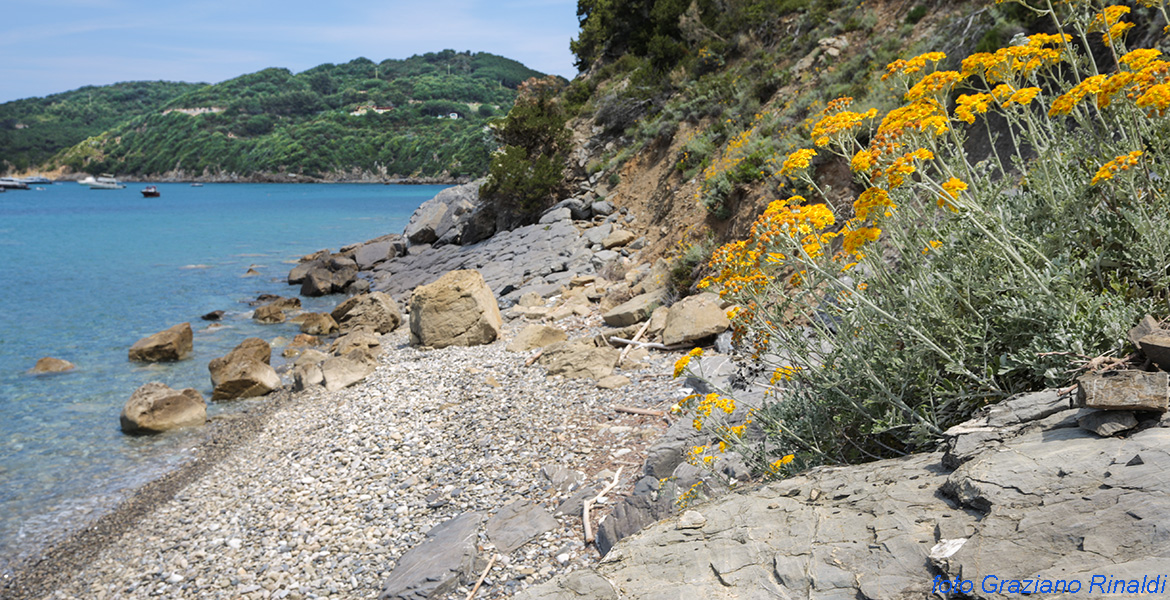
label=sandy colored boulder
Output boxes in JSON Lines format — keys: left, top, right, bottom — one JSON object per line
{"left": 662, "top": 293, "right": 730, "bottom": 346}
{"left": 331, "top": 329, "right": 382, "bottom": 356}
{"left": 602, "top": 291, "right": 666, "bottom": 327}
{"left": 409, "top": 270, "right": 502, "bottom": 348}
{"left": 252, "top": 304, "right": 285, "bottom": 324}
{"left": 602, "top": 229, "right": 637, "bottom": 249}
{"left": 507, "top": 324, "right": 569, "bottom": 353}
{"left": 208, "top": 337, "right": 271, "bottom": 386}
{"left": 322, "top": 350, "right": 378, "bottom": 391}
{"left": 539, "top": 340, "right": 620, "bottom": 380}
{"left": 208, "top": 338, "right": 279, "bottom": 400}
{"left": 300, "top": 312, "right": 339, "bottom": 335}
{"left": 31, "top": 357, "right": 76, "bottom": 374}
{"left": 129, "top": 322, "right": 193, "bottom": 362}
{"left": 331, "top": 292, "right": 402, "bottom": 334}
{"left": 120, "top": 382, "right": 206, "bottom": 434}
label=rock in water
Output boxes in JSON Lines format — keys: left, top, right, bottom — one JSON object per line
{"left": 120, "top": 382, "right": 206, "bottom": 434}
{"left": 252, "top": 304, "right": 285, "bottom": 324}
{"left": 201, "top": 310, "right": 225, "bottom": 321}
{"left": 208, "top": 338, "right": 279, "bottom": 400}
{"left": 128, "top": 322, "right": 193, "bottom": 362}
{"left": 31, "top": 357, "right": 76, "bottom": 374}
{"left": 300, "top": 312, "right": 339, "bottom": 335}
{"left": 409, "top": 270, "right": 502, "bottom": 348}
{"left": 331, "top": 292, "right": 401, "bottom": 334}
{"left": 661, "top": 292, "right": 730, "bottom": 346}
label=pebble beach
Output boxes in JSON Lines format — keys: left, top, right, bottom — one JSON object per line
{"left": 9, "top": 312, "right": 687, "bottom": 600}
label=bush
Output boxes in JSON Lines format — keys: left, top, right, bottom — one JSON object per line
{"left": 678, "top": 1, "right": 1170, "bottom": 474}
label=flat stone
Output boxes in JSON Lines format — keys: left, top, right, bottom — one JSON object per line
{"left": 506, "top": 324, "right": 568, "bottom": 353}
{"left": 379, "top": 512, "right": 483, "bottom": 600}
{"left": 1139, "top": 331, "right": 1170, "bottom": 371}
{"left": 596, "top": 375, "right": 630, "bottom": 389}
{"left": 485, "top": 500, "right": 558, "bottom": 554}
{"left": 1076, "top": 370, "right": 1168, "bottom": 411}
{"left": 601, "top": 290, "right": 666, "bottom": 327}
{"left": 1078, "top": 410, "right": 1139, "bottom": 436}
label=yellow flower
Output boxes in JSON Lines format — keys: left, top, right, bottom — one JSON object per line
{"left": 1091, "top": 151, "right": 1144, "bottom": 185}
{"left": 780, "top": 148, "right": 817, "bottom": 175}
{"left": 883, "top": 51, "right": 946, "bottom": 81}
{"left": 904, "top": 70, "right": 964, "bottom": 102}
{"left": 1120, "top": 48, "right": 1163, "bottom": 71}
{"left": 673, "top": 347, "right": 705, "bottom": 378}
{"left": 1004, "top": 87, "right": 1041, "bottom": 107}
{"left": 852, "top": 187, "right": 895, "bottom": 221}
{"left": 851, "top": 149, "right": 875, "bottom": 172}
{"left": 921, "top": 240, "right": 943, "bottom": 255}
{"left": 954, "top": 93, "right": 992, "bottom": 124}
{"left": 938, "top": 177, "right": 967, "bottom": 211}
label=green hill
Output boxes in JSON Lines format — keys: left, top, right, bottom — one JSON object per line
{"left": 1, "top": 51, "right": 550, "bottom": 180}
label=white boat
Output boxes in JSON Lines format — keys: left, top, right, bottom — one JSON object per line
{"left": 21, "top": 176, "right": 52, "bottom": 185}
{"left": 0, "top": 177, "right": 30, "bottom": 190}
{"left": 79, "top": 175, "right": 126, "bottom": 190}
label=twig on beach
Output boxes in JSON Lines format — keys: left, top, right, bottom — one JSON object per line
{"left": 609, "top": 337, "right": 691, "bottom": 351}
{"left": 613, "top": 405, "right": 665, "bottom": 418}
{"left": 525, "top": 349, "right": 544, "bottom": 366}
{"left": 583, "top": 467, "right": 623, "bottom": 544}
{"left": 465, "top": 553, "right": 497, "bottom": 600}
{"left": 619, "top": 320, "right": 653, "bottom": 363}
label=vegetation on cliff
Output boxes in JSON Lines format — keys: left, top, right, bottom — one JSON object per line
{"left": 1, "top": 51, "right": 549, "bottom": 179}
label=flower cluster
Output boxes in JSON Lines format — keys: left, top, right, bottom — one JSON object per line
{"left": 1091, "top": 150, "right": 1144, "bottom": 185}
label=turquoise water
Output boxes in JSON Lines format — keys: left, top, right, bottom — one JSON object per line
{"left": 0, "top": 182, "right": 442, "bottom": 573}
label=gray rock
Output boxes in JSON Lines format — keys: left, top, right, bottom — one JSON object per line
{"left": 538, "top": 207, "right": 572, "bottom": 224}
{"left": 1129, "top": 314, "right": 1161, "bottom": 346}
{"left": 555, "top": 483, "right": 604, "bottom": 517}
{"left": 583, "top": 223, "right": 613, "bottom": 246}
{"left": 514, "top": 570, "right": 618, "bottom": 600}
{"left": 485, "top": 500, "right": 559, "bottom": 553}
{"left": 288, "top": 259, "right": 323, "bottom": 285}
{"left": 601, "top": 290, "right": 667, "bottom": 327}
{"left": 1139, "top": 331, "right": 1170, "bottom": 370}
{"left": 1078, "top": 409, "right": 1138, "bottom": 436}
{"left": 379, "top": 512, "right": 483, "bottom": 600}
{"left": 551, "top": 197, "right": 592, "bottom": 221}
{"left": 355, "top": 240, "right": 396, "bottom": 270}
{"left": 403, "top": 180, "right": 484, "bottom": 246}
{"left": 540, "top": 465, "right": 586, "bottom": 494}
{"left": 591, "top": 200, "right": 615, "bottom": 216}
{"left": 594, "top": 491, "right": 675, "bottom": 557}
{"left": 590, "top": 250, "right": 620, "bottom": 271}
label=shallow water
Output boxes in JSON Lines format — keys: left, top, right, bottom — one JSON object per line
{"left": 0, "top": 182, "right": 440, "bottom": 572}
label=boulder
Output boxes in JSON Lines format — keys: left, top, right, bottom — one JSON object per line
{"left": 292, "top": 362, "right": 324, "bottom": 392}
{"left": 258, "top": 296, "right": 301, "bottom": 311}
{"left": 646, "top": 306, "right": 670, "bottom": 340}
{"left": 538, "top": 207, "right": 572, "bottom": 224}
{"left": 601, "top": 229, "right": 637, "bottom": 249}
{"left": 330, "top": 330, "right": 382, "bottom": 355}
{"left": 120, "top": 382, "right": 206, "bottom": 434}
{"left": 300, "top": 312, "right": 339, "bottom": 335}
{"left": 1076, "top": 370, "right": 1168, "bottom": 411}
{"left": 128, "top": 322, "right": 193, "bottom": 362}
{"left": 300, "top": 267, "right": 335, "bottom": 296}
{"left": 289, "top": 333, "right": 320, "bottom": 348}
{"left": 331, "top": 292, "right": 401, "bottom": 334}
{"left": 288, "top": 259, "right": 322, "bottom": 285}
{"left": 485, "top": 500, "right": 559, "bottom": 554}
{"left": 1078, "top": 410, "right": 1139, "bottom": 436}
{"left": 591, "top": 200, "right": 616, "bottom": 216}
{"left": 31, "top": 357, "right": 76, "bottom": 374}
{"left": 596, "top": 375, "right": 630, "bottom": 389}
{"left": 409, "top": 270, "right": 502, "bottom": 348}
{"left": 550, "top": 197, "right": 592, "bottom": 221}
{"left": 379, "top": 512, "right": 483, "bottom": 600}
{"left": 1138, "top": 330, "right": 1170, "bottom": 370}
{"left": 661, "top": 292, "right": 730, "bottom": 346}
{"left": 201, "top": 310, "right": 224, "bottom": 321}
{"left": 355, "top": 239, "right": 399, "bottom": 270}
{"left": 321, "top": 350, "right": 377, "bottom": 391}
{"left": 345, "top": 278, "right": 371, "bottom": 296}
{"left": 252, "top": 304, "right": 285, "bottom": 324}
{"left": 506, "top": 324, "right": 568, "bottom": 353}
{"left": 208, "top": 338, "right": 279, "bottom": 400}
{"left": 602, "top": 291, "right": 667, "bottom": 327}
{"left": 297, "top": 256, "right": 358, "bottom": 296}
{"left": 539, "top": 339, "right": 620, "bottom": 380}
{"left": 403, "top": 180, "right": 483, "bottom": 246}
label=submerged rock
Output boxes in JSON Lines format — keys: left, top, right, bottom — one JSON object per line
{"left": 120, "top": 382, "right": 206, "bottom": 434}
{"left": 30, "top": 357, "right": 76, "bottom": 374}
{"left": 128, "top": 322, "right": 193, "bottom": 362}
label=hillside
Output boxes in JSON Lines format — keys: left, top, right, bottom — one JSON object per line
{"left": 1, "top": 51, "right": 549, "bottom": 181}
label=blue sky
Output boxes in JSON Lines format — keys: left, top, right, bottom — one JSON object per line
{"left": 0, "top": 0, "right": 580, "bottom": 103}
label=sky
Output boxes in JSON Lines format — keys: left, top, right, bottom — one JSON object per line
{"left": 0, "top": 0, "right": 581, "bottom": 103}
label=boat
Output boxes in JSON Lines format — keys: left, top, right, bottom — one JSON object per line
{"left": 79, "top": 175, "right": 126, "bottom": 190}
{"left": 0, "top": 177, "right": 30, "bottom": 190}
{"left": 141, "top": 185, "right": 160, "bottom": 198}
{"left": 191, "top": 183, "right": 204, "bottom": 187}
{"left": 21, "top": 176, "right": 52, "bottom": 186}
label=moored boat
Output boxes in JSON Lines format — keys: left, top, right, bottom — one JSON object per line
{"left": 0, "top": 177, "right": 30, "bottom": 190}
{"left": 21, "top": 176, "right": 52, "bottom": 186}
{"left": 141, "top": 185, "right": 160, "bottom": 198}
{"left": 80, "top": 174, "right": 126, "bottom": 190}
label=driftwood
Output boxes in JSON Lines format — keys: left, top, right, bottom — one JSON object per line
{"left": 525, "top": 349, "right": 544, "bottom": 366}
{"left": 465, "top": 553, "right": 497, "bottom": 600}
{"left": 583, "top": 467, "right": 623, "bottom": 544}
{"left": 609, "top": 337, "right": 691, "bottom": 351}
{"left": 619, "top": 319, "right": 653, "bottom": 363}
{"left": 613, "top": 405, "right": 665, "bottom": 418}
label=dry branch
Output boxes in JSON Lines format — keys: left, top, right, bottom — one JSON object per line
{"left": 583, "top": 467, "right": 623, "bottom": 544}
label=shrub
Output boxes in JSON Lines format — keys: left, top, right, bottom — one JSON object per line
{"left": 678, "top": 1, "right": 1170, "bottom": 473}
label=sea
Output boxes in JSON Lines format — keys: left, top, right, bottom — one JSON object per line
{"left": 0, "top": 181, "right": 444, "bottom": 575}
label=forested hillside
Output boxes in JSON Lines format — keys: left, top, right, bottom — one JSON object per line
{"left": 0, "top": 51, "right": 549, "bottom": 180}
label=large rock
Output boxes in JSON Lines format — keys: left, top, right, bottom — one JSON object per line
{"left": 403, "top": 180, "right": 484, "bottom": 246}
{"left": 330, "top": 329, "right": 382, "bottom": 355}
{"left": 661, "top": 292, "right": 730, "bottom": 346}
{"left": 252, "top": 304, "right": 285, "bottom": 324}
{"left": 409, "top": 270, "right": 502, "bottom": 348}
{"left": 506, "top": 324, "right": 568, "bottom": 353}
{"left": 522, "top": 390, "right": 1170, "bottom": 599}
{"left": 297, "top": 255, "right": 358, "bottom": 296}
{"left": 208, "top": 338, "right": 279, "bottom": 400}
{"left": 1076, "top": 370, "right": 1168, "bottom": 411}
{"left": 601, "top": 290, "right": 667, "bottom": 327}
{"left": 354, "top": 236, "right": 404, "bottom": 270}
{"left": 120, "top": 382, "right": 206, "bottom": 434}
{"left": 31, "top": 357, "right": 76, "bottom": 374}
{"left": 485, "top": 500, "right": 559, "bottom": 554}
{"left": 601, "top": 229, "right": 637, "bottom": 249}
{"left": 300, "top": 312, "right": 339, "bottom": 335}
{"left": 128, "top": 322, "right": 193, "bottom": 362}
{"left": 331, "top": 292, "right": 401, "bottom": 334}
{"left": 538, "top": 339, "right": 619, "bottom": 380}
{"left": 379, "top": 512, "right": 483, "bottom": 600}
{"left": 321, "top": 350, "right": 377, "bottom": 391}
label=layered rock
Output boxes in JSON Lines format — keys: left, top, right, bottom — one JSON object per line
{"left": 128, "top": 322, "right": 193, "bottom": 362}
{"left": 379, "top": 512, "right": 483, "bottom": 600}
{"left": 299, "top": 312, "right": 339, "bottom": 336}
{"left": 409, "top": 270, "right": 502, "bottom": 348}
{"left": 331, "top": 292, "right": 401, "bottom": 334}
{"left": 403, "top": 180, "right": 489, "bottom": 246}
{"left": 120, "top": 382, "right": 206, "bottom": 434}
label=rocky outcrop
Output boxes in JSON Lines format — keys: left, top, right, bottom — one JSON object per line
{"left": 331, "top": 292, "right": 401, "bottom": 334}
{"left": 30, "top": 357, "right": 76, "bottom": 374}
{"left": 208, "top": 338, "right": 280, "bottom": 400}
{"left": 292, "top": 254, "right": 359, "bottom": 296}
{"left": 403, "top": 180, "right": 487, "bottom": 246}
{"left": 119, "top": 382, "right": 206, "bottom": 434}
{"left": 354, "top": 235, "right": 406, "bottom": 270}
{"left": 520, "top": 389, "right": 1170, "bottom": 600}
{"left": 128, "top": 322, "right": 193, "bottom": 362}
{"left": 409, "top": 270, "right": 502, "bottom": 348}
{"left": 660, "top": 292, "right": 729, "bottom": 346}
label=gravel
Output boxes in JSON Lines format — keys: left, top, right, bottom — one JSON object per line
{"left": 15, "top": 312, "right": 687, "bottom": 600}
